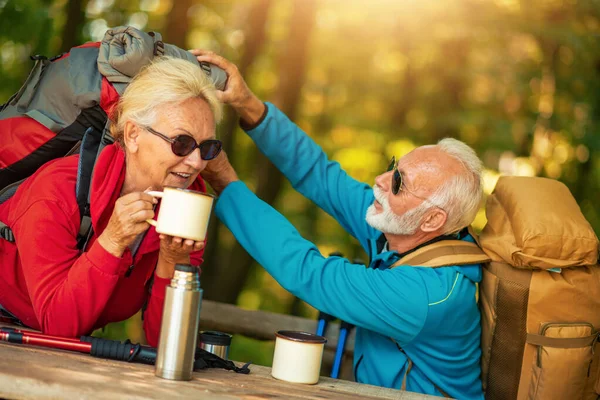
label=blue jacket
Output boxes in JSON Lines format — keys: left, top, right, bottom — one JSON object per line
{"left": 215, "top": 103, "right": 484, "bottom": 399}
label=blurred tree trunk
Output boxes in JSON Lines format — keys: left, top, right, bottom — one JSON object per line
{"left": 389, "top": 27, "right": 415, "bottom": 130}
{"left": 61, "top": 0, "right": 87, "bottom": 52}
{"left": 163, "top": 0, "right": 193, "bottom": 48}
{"left": 204, "top": 0, "right": 317, "bottom": 304}
{"left": 573, "top": 57, "right": 600, "bottom": 202}
{"left": 202, "top": 0, "right": 272, "bottom": 299}
{"left": 432, "top": 38, "right": 469, "bottom": 142}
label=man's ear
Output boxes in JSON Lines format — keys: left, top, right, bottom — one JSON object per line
{"left": 123, "top": 121, "right": 141, "bottom": 154}
{"left": 420, "top": 208, "right": 447, "bottom": 233}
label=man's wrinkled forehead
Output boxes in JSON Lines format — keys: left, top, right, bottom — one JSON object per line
{"left": 398, "top": 146, "right": 463, "bottom": 181}
{"left": 398, "top": 146, "right": 441, "bottom": 168}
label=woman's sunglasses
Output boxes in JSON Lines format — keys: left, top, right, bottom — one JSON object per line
{"left": 144, "top": 126, "right": 222, "bottom": 159}
{"left": 386, "top": 156, "right": 403, "bottom": 195}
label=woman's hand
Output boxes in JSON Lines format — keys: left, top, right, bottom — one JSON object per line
{"left": 156, "top": 235, "right": 205, "bottom": 278}
{"left": 98, "top": 192, "right": 157, "bottom": 257}
{"left": 190, "top": 50, "right": 266, "bottom": 126}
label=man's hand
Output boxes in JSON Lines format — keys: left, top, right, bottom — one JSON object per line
{"left": 201, "top": 151, "right": 239, "bottom": 196}
{"left": 156, "top": 235, "right": 205, "bottom": 278}
{"left": 190, "top": 50, "right": 266, "bottom": 126}
{"left": 98, "top": 192, "right": 157, "bottom": 257}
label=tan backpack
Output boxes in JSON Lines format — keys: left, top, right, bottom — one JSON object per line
{"left": 392, "top": 176, "right": 600, "bottom": 400}
{"left": 478, "top": 176, "right": 600, "bottom": 400}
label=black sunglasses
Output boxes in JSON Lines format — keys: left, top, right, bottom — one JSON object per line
{"left": 387, "top": 156, "right": 403, "bottom": 195}
{"left": 144, "top": 126, "right": 222, "bottom": 159}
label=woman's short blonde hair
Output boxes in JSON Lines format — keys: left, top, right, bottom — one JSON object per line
{"left": 110, "top": 56, "right": 223, "bottom": 143}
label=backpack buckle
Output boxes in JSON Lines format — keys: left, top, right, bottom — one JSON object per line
{"left": 0, "top": 222, "right": 15, "bottom": 242}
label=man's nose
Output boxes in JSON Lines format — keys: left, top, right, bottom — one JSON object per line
{"left": 374, "top": 171, "right": 391, "bottom": 191}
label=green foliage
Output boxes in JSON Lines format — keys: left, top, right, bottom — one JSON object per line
{"left": 229, "top": 335, "right": 274, "bottom": 368}
{"left": 0, "top": 0, "right": 57, "bottom": 98}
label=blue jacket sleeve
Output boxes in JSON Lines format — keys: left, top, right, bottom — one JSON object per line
{"left": 244, "top": 103, "right": 377, "bottom": 250}
{"left": 216, "top": 181, "right": 428, "bottom": 345}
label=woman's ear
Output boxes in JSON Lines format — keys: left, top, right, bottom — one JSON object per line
{"left": 123, "top": 121, "right": 140, "bottom": 154}
{"left": 420, "top": 208, "right": 447, "bottom": 233}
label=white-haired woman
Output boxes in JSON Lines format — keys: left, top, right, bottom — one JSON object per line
{"left": 0, "top": 57, "right": 222, "bottom": 346}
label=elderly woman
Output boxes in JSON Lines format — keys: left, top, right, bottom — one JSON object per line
{"left": 0, "top": 57, "right": 222, "bottom": 346}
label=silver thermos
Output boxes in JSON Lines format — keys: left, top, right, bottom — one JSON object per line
{"left": 155, "top": 264, "right": 203, "bottom": 381}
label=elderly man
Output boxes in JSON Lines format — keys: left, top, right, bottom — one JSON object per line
{"left": 196, "top": 51, "right": 485, "bottom": 399}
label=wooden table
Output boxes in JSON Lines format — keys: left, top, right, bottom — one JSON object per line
{"left": 0, "top": 331, "right": 439, "bottom": 399}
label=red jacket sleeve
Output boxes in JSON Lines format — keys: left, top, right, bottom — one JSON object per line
{"left": 12, "top": 199, "right": 125, "bottom": 337}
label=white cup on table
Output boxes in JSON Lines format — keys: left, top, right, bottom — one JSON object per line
{"left": 271, "top": 330, "right": 327, "bottom": 384}
{"left": 146, "top": 187, "right": 215, "bottom": 241}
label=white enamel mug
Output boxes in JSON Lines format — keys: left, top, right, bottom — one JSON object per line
{"left": 271, "top": 330, "right": 327, "bottom": 384}
{"left": 146, "top": 187, "right": 215, "bottom": 241}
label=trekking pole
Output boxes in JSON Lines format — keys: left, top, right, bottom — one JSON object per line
{"left": 330, "top": 257, "right": 362, "bottom": 379}
{"left": 0, "top": 327, "right": 250, "bottom": 373}
{"left": 331, "top": 320, "right": 353, "bottom": 379}
{"left": 0, "top": 327, "right": 156, "bottom": 364}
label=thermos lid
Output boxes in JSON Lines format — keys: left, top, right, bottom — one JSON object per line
{"left": 200, "top": 331, "right": 232, "bottom": 346}
{"left": 175, "top": 264, "right": 197, "bottom": 273}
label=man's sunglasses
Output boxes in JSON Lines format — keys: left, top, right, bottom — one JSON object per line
{"left": 386, "top": 156, "right": 403, "bottom": 195}
{"left": 143, "top": 126, "right": 222, "bottom": 159}
{"left": 386, "top": 156, "right": 446, "bottom": 211}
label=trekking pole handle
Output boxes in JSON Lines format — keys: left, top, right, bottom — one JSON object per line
{"left": 316, "top": 311, "right": 334, "bottom": 337}
{"left": 340, "top": 320, "right": 354, "bottom": 331}
{"left": 81, "top": 336, "right": 157, "bottom": 365}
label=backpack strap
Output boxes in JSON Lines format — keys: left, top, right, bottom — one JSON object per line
{"left": 75, "top": 127, "right": 99, "bottom": 250}
{"left": 75, "top": 125, "right": 114, "bottom": 251}
{"left": 390, "top": 240, "right": 491, "bottom": 268}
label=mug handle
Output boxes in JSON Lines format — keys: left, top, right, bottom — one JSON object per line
{"left": 145, "top": 191, "right": 163, "bottom": 226}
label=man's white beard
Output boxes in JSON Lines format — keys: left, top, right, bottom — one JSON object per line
{"left": 365, "top": 186, "right": 428, "bottom": 235}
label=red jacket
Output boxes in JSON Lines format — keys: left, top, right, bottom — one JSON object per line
{"left": 0, "top": 144, "right": 205, "bottom": 346}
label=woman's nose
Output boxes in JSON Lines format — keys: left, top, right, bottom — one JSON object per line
{"left": 184, "top": 148, "right": 206, "bottom": 170}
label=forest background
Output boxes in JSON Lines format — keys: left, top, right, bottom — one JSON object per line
{"left": 1, "top": 0, "right": 599, "bottom": 367}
